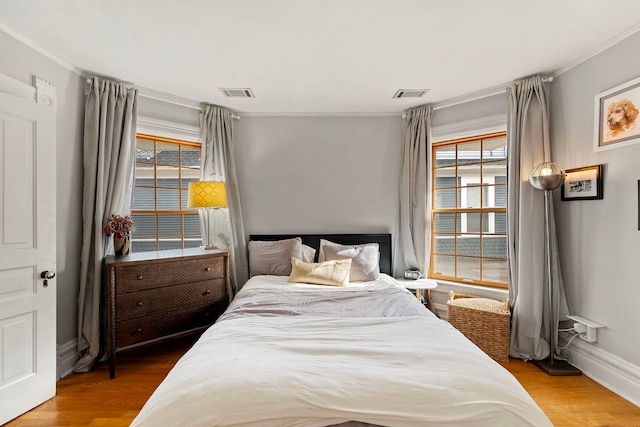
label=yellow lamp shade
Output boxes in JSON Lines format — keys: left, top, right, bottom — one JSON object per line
{"left": 188, "top": 181, "right": 228, "bottom": 208}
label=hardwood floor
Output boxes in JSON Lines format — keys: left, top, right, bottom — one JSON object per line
{"left": 6, "top": 337, "right": 640, "bottom": 426}
{"left": 5, "top": 337, "right": 198, "bottom": 427}
{"left": 496, "top": 360, "right": 640, "bottom": 427}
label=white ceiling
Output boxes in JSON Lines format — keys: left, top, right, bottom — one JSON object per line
{"left": 1, "top": 0, "right": 640, "bottom": 114}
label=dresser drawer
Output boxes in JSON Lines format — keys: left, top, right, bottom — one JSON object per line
{"left": 116, "top": 278, "right": 227, "bottom": 321}
{"left": 115, "top": 303, "right": 226, "bottom": 348}
{"left": 115, "top": 256, "right": 226, "bottom": 293}
{"left": 105, "top": 249, "right": 229, "bottom": 378}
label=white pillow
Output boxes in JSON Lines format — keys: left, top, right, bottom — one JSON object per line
{"left": 301, "top": 244, "right": 316, "bottom": 263}
{"left": 319, "top": 239, "right": 380, "bottom": 282}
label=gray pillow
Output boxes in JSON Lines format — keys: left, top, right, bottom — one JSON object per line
{"left": 249, "top": 237, "right": 303, "bottom": 276}
{"left": 319, "top": 239, "right": 380, "bottom": 282}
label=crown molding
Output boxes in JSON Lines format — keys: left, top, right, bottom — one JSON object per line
{"left": 3, "top": 18, "right": 639, "bottom": 115}
{"left": 239, "top": 112, "right": 400, "bottom": 117}
{"left": 432, "top": 84, "right": 508, "bottom": 111}
{"left": 554, "top": 22, "right": 640, "bottom": 77}
{"left": 137, "top": 86, "right": 203, "bottom": 111}
{"left": 0, "top": 22, "right": 84, "bottom": 77}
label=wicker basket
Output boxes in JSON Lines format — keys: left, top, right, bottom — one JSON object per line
{"left": 446, "top": 291, "right": 511, "bottom": 362}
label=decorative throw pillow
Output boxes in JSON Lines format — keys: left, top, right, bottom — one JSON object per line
{"left": 288, "top": 257, "right": 352, "bottom": 286}
{"left": 319, "top": 239, "right": 380, "bottom": 282}
{"left": 248, "top": 237, "right": 303, "bottom": 276}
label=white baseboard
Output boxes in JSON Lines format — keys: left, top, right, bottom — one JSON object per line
{"left": 567, "top": 339, "right": 640, "bottom": 407}
{"left": 56, "top": 339, "right": 78, "bottom": 380}
{"left": 433, "top": 289, "right": 639, "bottom": 408}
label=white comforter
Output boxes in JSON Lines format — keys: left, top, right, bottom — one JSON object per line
{"left": 131, "top": 276, "right": 551, "bottom": 427}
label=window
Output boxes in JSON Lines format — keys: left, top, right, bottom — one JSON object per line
{"left": 131, "top": 134, "right": 202, "bottom": 252}
{"left": 429, "top": 132, "right": 508, "bottom": 288}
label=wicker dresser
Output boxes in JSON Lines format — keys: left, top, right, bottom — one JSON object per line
{"left": 105, "top": 248, "right": 229, "bottom": 378}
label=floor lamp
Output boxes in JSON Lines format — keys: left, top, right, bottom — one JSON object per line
{"left": 528, "top": 162, "right": 582, "bottom": 376}
{"left": 188, "top": 181, "right": 228, "bottom": 250}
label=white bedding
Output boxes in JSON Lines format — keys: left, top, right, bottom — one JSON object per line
{"left": 131, "top": 275, "right": 551, "bottom": 427}
{"left": 235, "top": 273, "right": 405, "bottom": 293}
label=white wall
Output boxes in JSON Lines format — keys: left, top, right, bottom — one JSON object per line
{"left": 0, "top": 30, "right": 85, "bottom": 346}
{"left": 551, "top": 31, "right": 640, "bottom": 368}
{"left": 235, "top": 116, "right": 403, "bottom": 236}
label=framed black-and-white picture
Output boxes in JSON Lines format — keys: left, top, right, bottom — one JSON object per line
{"left": 594, "top": 76, "right": 640, "bottom": 152}
{"left": 561, "top": 165, "right": 603, "bottom": 201}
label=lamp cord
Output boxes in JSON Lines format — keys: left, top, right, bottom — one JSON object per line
{"left": 558, "top": 333, "right": 580, "bottom": 350}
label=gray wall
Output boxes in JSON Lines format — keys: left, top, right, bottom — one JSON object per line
{"left": 233, "top": 95, "right": 506, "bottom": 238}
{"left": 0, "top": 31, "right": 85, "bottom": 345}
{"left": 138, "top": 95, "right": 200, "bottom": 129}
{"left": 235, "top": 116, "right": 403, "bottom": 236}
{"left": 432, "top": 92, "right": 507, "bottom": 127}
{"left": 551, "top": 31, "right": 640, "bottom": 367}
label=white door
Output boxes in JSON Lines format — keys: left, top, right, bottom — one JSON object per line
{"left": 0, "top": 75, "right": 57, "bottom": 424}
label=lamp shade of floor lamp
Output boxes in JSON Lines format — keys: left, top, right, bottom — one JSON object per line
{"left": 528, "top": 162, "right": 581, "bottom": 376}
{"left": 188, "top": 181, "right": 228, "bottom": 250}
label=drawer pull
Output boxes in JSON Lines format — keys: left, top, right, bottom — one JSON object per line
{"left": 136, "top": 301, "right": 143, "bottom": 306}
{"left": 136, "top": 275, "right": 143, "bottom": 280}
{"left": 205, "top": 267, "right": 211, "bottom": 272}
{"left": 136, "top": 328, "right": 143, "bottom": 333}
{"left": 203, "top": 290, "right": 211, "bottom": 295}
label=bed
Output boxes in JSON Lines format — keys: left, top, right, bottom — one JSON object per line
{"left": 130, "top": 233, "right": 552, "bottom": 427}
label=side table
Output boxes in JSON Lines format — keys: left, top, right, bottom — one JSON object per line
{"left": 396, "top": 278, "right": 438, "bottom": 311}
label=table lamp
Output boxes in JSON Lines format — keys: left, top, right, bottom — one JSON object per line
{"left": 188, "top": 181, "right": 228, "bottom": 250}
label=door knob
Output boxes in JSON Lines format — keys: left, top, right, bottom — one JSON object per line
{"left": 40, "top": 271, "right": 56, "bottom": 287}
{"left": 41, "top": 271, "right": 56, "bottom": 280}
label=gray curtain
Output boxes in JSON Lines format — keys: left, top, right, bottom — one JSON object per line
{"left": 200, "top": 105, "right": 249, "bottom": 296}
{"left": 393, "top": 105, "right": 432, "bottom": 278}
{"left": 74, "top": 77, "right": 137, "bottom": 372}
{"left": 507, "top": 76, "right": 569, "bottom": 360}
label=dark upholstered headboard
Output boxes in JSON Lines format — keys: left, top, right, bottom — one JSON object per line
{"left": 248, "top": 233, "right": 392, "bottom": 276}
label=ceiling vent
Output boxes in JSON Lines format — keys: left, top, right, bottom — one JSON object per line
{"left": 220, "top": 88, "right": 255, "bottom": 98}
{"left": 393, "top": 89, "right": 429, "bottom": 99}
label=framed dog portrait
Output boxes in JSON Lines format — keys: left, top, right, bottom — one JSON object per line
{"left": 594, "top": 76, "right": 640, "bottom": 151}
{"left": 561, "top": 164, "right": 603, "bottom": 201}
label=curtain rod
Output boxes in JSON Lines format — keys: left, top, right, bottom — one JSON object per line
{"left": 402, "top": 76, "right": 554, "bottom": 117}
{"left": 86, "top": 79, "right": 241, "bottom": 120}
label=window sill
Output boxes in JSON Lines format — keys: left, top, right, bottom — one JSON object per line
{"left": 429, "top": 279, "right": 509, "bottom": 301}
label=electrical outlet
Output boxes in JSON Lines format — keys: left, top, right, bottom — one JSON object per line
{"left": 567, "top": 315, "right": 604, "bottom": 343}
{"left": 573, "top": 322, "right": 587, "bottom": 334}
